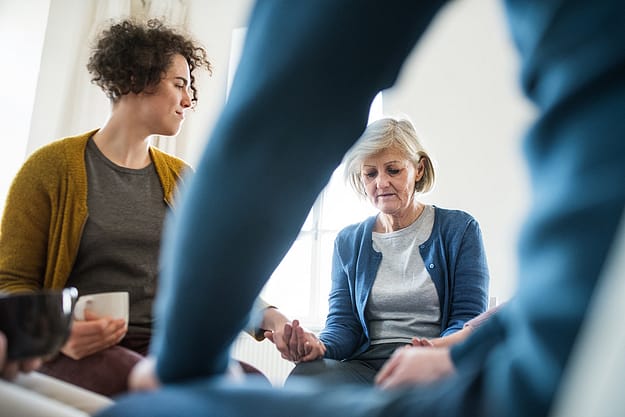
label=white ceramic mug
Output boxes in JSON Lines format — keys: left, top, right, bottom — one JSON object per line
{"left": 73, "top": 291, "right": 129, "bottom": 322}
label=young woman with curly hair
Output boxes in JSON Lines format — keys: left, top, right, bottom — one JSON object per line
{"left": 0, "top": 18, "right": 212, "bottom": 396}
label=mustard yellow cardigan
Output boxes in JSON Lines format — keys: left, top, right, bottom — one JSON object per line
{"left": 0, "top": 129, "right": 190, "bottom": 293}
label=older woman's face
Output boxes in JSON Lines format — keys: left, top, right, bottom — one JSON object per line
{"left": 360, "top": 147, "right": 424, "bottom": 216}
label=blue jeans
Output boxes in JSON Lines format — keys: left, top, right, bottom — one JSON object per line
{"left": 99, "top": 0, "right": 625, "bottom": 416}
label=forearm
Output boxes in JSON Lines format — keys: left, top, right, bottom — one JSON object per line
{"left": 430, "top": 326, "right": 473, "bottom": 348}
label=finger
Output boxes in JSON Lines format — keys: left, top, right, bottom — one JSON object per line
{"left": 20, "top": 357, "right": 42, "bottom": 373}
{"left": 299, "top": 347, "right": 321, "bottom": 362}
{"left": 64, "top": 323, "right": 126, "bottom": 358}
{"left": 1, "top": 361, "right": 19, "bottom": 380}
{"left": 0, "top": 332, "right": 7, "bottom": 371}
{"left": 279, "top": 324, "right": 294, "bottom": 358}
{"left": 71, "top": 319, "right": 110, "bottom": 337}
{"left": 288, "top": 322, "right": 299, "bottom": 360}
{"left": 301, "top": 338, "right": 325, "bottom": 362}
{"left": 73, "top": 335, "right": 119, "bottom": 358}
{"left": 379, "top": 372, "right": 401, "bottom": 390}
{"left": 264, "top": 331, "right": 274, "bottom": 343}
{"left": 83, "top": 309, "right": 103, "bottom": 321}
{"left": 303, "top": 340, "right": 313, "bottom": 356}
{"left": 68, "top": 321, "right": 121, "bottom": 346}
{"left": 129, "top": 357, "right": 160, "bottom": 392}
{"left": 100, "top": 318, "right": 127, "bottom": 338}
{"left": 283, "top": 323, "right": 293, "bottom": 346}
{"left": 421, "top": 339, "right": 434, "bottom": 348}
{"left": 375, "top": 354, "right": 400, "bottom": 385}
{"left": 274, "top": 338, "right": 291, "bottom": 358}
{"left": 113, "top": 328, "right": 128, "bottom": 344}
{"left": 296, "top": 327, "right": 308, "bottom": 357}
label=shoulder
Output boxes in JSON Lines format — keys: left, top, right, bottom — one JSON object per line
{"left": 149, "top": 146, "right": 192, "bottom": 175}
{"left": 20, "top": 130, "right": 94, "bottom": 177}
{"left": 433, "top": 206, "right": 479, "bottom": 229}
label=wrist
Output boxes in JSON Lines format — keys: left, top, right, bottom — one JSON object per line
{"left": 261, "top": 307, "right": 289, "bottom": 332}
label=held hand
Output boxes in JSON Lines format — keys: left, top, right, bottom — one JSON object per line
{"left": 265, "top": 322, "right": 297, "bottom": 361}
{"left": 264, "top": 322, "right": 291, "bottom": 359}
{"left": 265, "top": 320, "right": 325, "bottom": 363}
{"left": 0, "top": 331, "right": 43, "bottom": 380}
{"left": 61, "top": 309, "right": 127, "bottom": 360}
{"left": 291, "top": 320, "right": 325, "bottom": 362}
{"left": 375, "top": 345, "right": 455, "bottom": 389}
{"left": 128, "top": 356, "right": 160, "bottom": 391}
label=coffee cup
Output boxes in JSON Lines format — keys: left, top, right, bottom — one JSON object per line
{"left": 73, "top": 291, "right": 129, "bottom": 323}
{"left": 0, "top": 287, "right": 77, "bottom": 360}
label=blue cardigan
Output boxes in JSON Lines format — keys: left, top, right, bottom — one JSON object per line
{"left": 319, "top": 206, "right": 490, "bottom": 360}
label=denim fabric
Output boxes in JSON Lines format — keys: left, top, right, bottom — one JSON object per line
{"left": 99, "top": 0, "right": 625, "bottom": 416}
{"left": 320, "top": 207, "right": 489, "bottom": 360}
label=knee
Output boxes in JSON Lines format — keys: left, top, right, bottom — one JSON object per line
{"left": 289, "top": 359, "right": 329, "bottom": 377}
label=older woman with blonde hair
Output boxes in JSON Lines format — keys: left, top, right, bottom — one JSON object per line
{"left": 285, "top": 116, "right": 490, "bottom": 385}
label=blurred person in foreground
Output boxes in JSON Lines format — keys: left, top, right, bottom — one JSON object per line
{"left": 99, "top": 1, "right": 625, "bottom": 416}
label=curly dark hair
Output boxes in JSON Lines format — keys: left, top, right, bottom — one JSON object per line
{"left": 87, "top": 18, "right": 212, "bottom": 104}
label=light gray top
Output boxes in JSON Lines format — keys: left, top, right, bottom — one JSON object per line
{"left": 366, "top": 204, "right": 441, "bottom": 344}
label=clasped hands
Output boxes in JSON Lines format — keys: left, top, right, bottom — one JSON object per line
{"left": 264, "top": 319, "right": 326, "bottom": 363}
{"left": 265, "top": 321, "right": 455, "bottom": 389}
{"left": 127, "top": 323, "right": 455, "bottom": 393}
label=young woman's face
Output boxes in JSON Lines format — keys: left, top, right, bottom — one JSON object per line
{"left": 360, "top": 147, "right": 424, "bottom": 216}
{"left": 137, "top": 53, "right": 193, "bottom": 136}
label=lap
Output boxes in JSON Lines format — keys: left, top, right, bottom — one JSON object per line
{"left": 287, "top": 358, "right": 380, "bottom": 385}
{"left": 287, "top": 344, "right": 403, "bottom": 385}
{"left": 39, "top": 345, "right": 143, "bottom": 397}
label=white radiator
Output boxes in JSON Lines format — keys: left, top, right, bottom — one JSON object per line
{"left": 231, "top": 333, "right": 295, "bottom": 386}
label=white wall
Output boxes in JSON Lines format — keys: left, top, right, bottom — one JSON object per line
{"left": 185, "top": 0, "right": 533, "bottom": 302}
{"left": 3, "top": 0, "right": 532, "bottom": 302}
{"left": 179, "top": 0, "right": 254, "bottom": 163}
{"left": 381, "top": 0, "right": 534, "bottom": 301}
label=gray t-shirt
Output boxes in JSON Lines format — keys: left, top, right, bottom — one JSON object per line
{"left": 66, "top": 138, "right": 167, "bottom": 336}
{"left": 366, "top": 204, "right": 441, "bottom": 344}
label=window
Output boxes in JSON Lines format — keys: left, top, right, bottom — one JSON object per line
{"left": 260, "top": 94, "right": 383, "bottom": 328}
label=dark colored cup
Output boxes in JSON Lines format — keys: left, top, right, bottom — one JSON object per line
{"left": 0, "top": 288, "right": 77, "bottom": 360}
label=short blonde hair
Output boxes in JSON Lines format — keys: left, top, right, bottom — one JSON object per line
{"left": 343, "top": 117, "right": 435, "bottom": 199}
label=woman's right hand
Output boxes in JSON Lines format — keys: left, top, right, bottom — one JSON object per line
{"left": 0, "top": 331, "right": 43, "bottom": 380}
{"left": 61, "top": 310, "right": 127, "bottom": 360}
